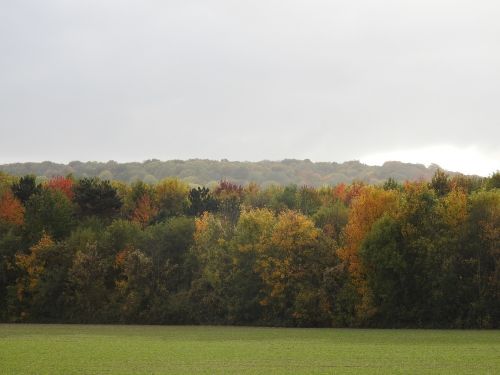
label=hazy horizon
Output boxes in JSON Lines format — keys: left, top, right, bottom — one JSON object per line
{"left": 0, "top": 156, "right": 496, "bottom": 179}
{"left": 1, "top": 1, "right": 499, "bottom": 176}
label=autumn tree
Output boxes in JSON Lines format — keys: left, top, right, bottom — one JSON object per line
{"left": 46, "top": 176, "right": 74, "bottom": 200}
{"left": 0, "top": 190, "right": 24, "bottom": 227}
{"left": 338, "top": 186, "right": 399, "bottom": 322}
{"left": 228, "top": 208, "right": 276, "bottom": 323}
{"left": 15, "top": 234, "right": 72, "bottom": 321}
{"left": 0, "top": 187, "right": 25, "bottom": 320}
{"left": 213, "top": 180, "right": 244, "bottom": 226}
{"left": 126, "top": 181, "right": 158, "bottom": 227}
{"left": 257, "top": 210, "right": 333, "bottom": 326}
{"left": 113, "top": 247, "right": 153, "bottom": 322}
{"left": 156, "top": 178, "right": 189, "bottom": 220}
{"left": 189, "top": 212, "right": 232, "bottom": 323}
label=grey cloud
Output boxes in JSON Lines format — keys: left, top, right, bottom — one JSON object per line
{"left": 1, "top": 1, "right": 499, "bottom": 169}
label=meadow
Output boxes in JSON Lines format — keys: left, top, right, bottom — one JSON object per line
{"left": 0, "top": 325, "right": 499, "bottom": 374}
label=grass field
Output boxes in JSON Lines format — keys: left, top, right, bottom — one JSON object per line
{"left": 0, "top": 325, "right": 499, "bottom": 374}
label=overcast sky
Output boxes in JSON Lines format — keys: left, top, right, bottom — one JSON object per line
{"left": 1, "top": 0, "right": 498, "bottom": 175}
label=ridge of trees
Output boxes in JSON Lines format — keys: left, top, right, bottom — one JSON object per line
{"left": 0, "top": 159, "right": 468, "bottom": 187}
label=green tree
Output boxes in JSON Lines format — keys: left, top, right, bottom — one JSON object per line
{"left": 24, "top": 188, "right": 75, "bottom": 242}
{"left": 485, "top": 171, "right": 500, "bottom": 190}
{"left": 67, "top": 241, "right": 109, "bottom": 322}
{"left": 466, "top": 190, "right": 500, "bottom": 327}
{"left": 359, "top": 215, "right": 407, "bottom": 325}
{"left": 383, "top": 177, "right": 402, "bottom": 191}
{"left": 12, "top": 175, "right": 41, "bottom": 204}
{"left": 312, "top": 200, "right": 349, "bottom": 239}
{"left": 297, "top": 186, "right": 322, "bottom": 216}
{"left": 74, "top": 177, "right": 122, "bottom": 218}
{"left": 430, "top": 168, "right": 451, "bottom": 197}
{"left": 188, "top": 187, "right": 218, "bottom": 216}
{"left": 114, "top": 248, "right": 153, "bottom": 322}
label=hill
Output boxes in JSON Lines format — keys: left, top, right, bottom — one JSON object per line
{"left": 0, "top": 159, "right": 455, "bottom": 186}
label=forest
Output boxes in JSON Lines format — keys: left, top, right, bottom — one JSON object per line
{"left": 0, "top": 170, "right": 498, "bottom": 328}
{"left": 0, "top": 159, "right": 452, "bottom": 186}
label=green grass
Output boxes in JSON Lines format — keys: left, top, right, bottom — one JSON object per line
{"left": 0, "top": 325, "right": 499, "bottom": 374}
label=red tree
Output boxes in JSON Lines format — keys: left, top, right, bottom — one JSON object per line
{"left": 46, "top": 176, "right": 74, "bottom": 200}
{"left": 0, "top": 190, "right": 25, "bottom": 226}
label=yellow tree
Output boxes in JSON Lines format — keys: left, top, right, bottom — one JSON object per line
{"left": 436, "top": 187, "right": 468, "bottom": 237}
{"left": 190, "top": 212, "right": 231, "bottom": 321}
{"left": 228, "top": 208, "right": 276, "bottom": 322}
{"left": 233, "top": 208, "right": 276, "bottom": 255}
{"left": 16, "top": 234, "right": 55, "bottom": 302}
{"left": 257, "top": 210, "right": 332, "bottom": 325}
{"left": 15, "top": 232, "right": 75, "bottom": 321}
{"left": 156, "top": 178, "right": 189, "bottom": 219}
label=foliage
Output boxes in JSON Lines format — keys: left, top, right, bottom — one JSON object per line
{"left": 24, "top": 188, "right": 75, "bottom": 242}
{"left": 46, "top": 176, "right": 74, "bottom": 200}
{"left": 0, "top": 171, "right": 498, "bottom": 328}
{"left": 338, "top": 186, "right": 399, "bottom": 322}
{"left": 11, "top": 175, "right": 41, "bottom": 203}
{"left": 188, "top": 186, "right": 218, "bottom": 216}
{"left": 430, "top": 168, "right": 451, "bottom": 196}
{"left": 0, "top": 190, "right": 24, "bottom": 227}
{"left": 15, "top": 234, "right": 72, "bottom": 321}
{"left": 74, "top": 177, "right": 122, "bottom": 218}
{"left": 155, "top": 178, "right": 189, "bottom": 220}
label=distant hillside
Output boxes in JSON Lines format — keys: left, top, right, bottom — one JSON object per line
{"left": 0, "top": 159, "right": 457, "bottom": 186}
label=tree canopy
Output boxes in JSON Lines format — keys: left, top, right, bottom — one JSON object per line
{"left": 0, "top": 170, "right": 498, "bottom": 327}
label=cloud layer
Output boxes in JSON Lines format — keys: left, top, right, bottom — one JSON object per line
{"left": 1, "top": 1, "right": 498, "bottom": 175}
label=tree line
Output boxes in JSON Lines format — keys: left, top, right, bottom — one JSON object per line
{"left": 0, "top": 170, "right": 498, "bottom": 327}
{"left": 0, "top": 159, "right": 457, "bottom": 186}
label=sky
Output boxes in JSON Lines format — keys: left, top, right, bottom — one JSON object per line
{"left": 0, "top": 0, "right": 498, "bottom": 176}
